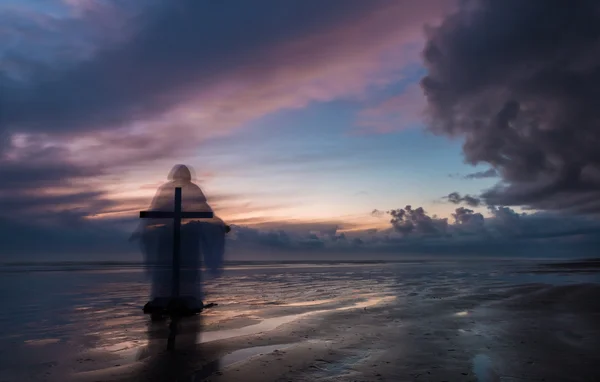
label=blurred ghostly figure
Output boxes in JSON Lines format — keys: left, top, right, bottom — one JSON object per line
{"left": 131, "top": 164, "right": 227, "bottom": 314}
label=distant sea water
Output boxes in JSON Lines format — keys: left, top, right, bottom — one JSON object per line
{"left": 0, "top": 260, "right": 394, "bottom": 273}
{"left": 0, "top": 258, "right": 598, "bottom": 362}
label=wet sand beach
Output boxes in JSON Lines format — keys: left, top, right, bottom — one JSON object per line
{"left": 0, "top": 260, "right": 598, "bottom": 382}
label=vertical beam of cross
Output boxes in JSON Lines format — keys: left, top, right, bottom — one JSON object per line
{"left": 172, "top": 187, "right": 182, "bottom": 298}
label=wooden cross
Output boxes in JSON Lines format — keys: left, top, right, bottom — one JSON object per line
{"left": 139, "top": 187, "right": 214, "bottom": 299}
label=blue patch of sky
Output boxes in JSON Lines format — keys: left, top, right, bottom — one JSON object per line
{"left": 197, "top": 84, "right": 497, "bottom": 216}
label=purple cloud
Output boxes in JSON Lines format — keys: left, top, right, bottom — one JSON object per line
{"left": 421, "top": 0, "right": 600, "bottom": 214}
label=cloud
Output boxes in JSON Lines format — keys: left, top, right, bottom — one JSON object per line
{"left": 225, "top": 223, "right": 351, "bottom": 254}
{"left": 0, "top": 213, "right": 136, "bottom": 260}
{"left": 0, "top": 137, "right": 138, "bottom": 259}
{"left": 463, "top": 168, "right": 498, "bottom": 180}
{"left": 3, "top": 200, "right": 600, "bottom": 260}
{"left": 386, "top": 204, "right": 600, "bottom": 253}
{"left": 4, "top": 133, "right": 591, "bottom": 261}
{"left": 6, "top": 1, "right": 599, "bottom": 260}
{"left": 388, "top": 205, "right": 449, "bottom": 237}
{"left": 420, "top": 0, "right": 600, "bottom": 214}
{"left": 225, "top": 204, "right": 600, "bottom": 258}
{"left": 1, "top": 1, "right": 448, "bottom": 138}
{"left": 371, "top": 209, "right": 386, "bottom": 218}
{"left": 452, "top": 207, "right": 484, "bottom": 227}
{"left": 0, "top": 137, "right": 116, "bottom": 220}
{"left": 445, "top": 192, "right": 481, "bottom": 207}
{"left": 0, "top": 1, "right": 452, "bottom": 249}
{"left": 0, "top": 136, "right": 286, "bottom": 260}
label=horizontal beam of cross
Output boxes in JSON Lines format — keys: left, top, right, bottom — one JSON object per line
{"left": 139, "top": 211, "right": 214, "bottom": 219}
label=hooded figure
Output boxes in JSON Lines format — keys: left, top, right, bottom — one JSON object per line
{"left": 132, "top": 165, "right": 227, "bottom": 314}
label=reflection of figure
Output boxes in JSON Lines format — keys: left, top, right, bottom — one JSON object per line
{"left": 131, "top": 164, "right": 227, "bottom": 313}
{"left": 136, "top": 316, "right": 221, "bottom": 381}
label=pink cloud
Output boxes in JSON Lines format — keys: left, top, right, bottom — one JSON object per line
{"left": 355, "top": 83, "right": 428, "bottom": 134}
{"left": 56, "top": 0, "right": 452, "bottom": 164}
{"left": 2, "top": 1, "right": 456, "bottom": 225}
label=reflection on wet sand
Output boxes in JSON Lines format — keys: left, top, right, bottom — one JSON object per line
{"left": 75, "top": 294, "right": 393, "bottom": 381}
{"left": 133, "top": 316, "right": 221, "bottom": 382}
{"left": 198, "top": 296, "right": 394, "bottom": 344}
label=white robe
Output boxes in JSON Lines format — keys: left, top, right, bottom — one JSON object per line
{"left": 135, "top": 180, "right": 225, "bottom": 301}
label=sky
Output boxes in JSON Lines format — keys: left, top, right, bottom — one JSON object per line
{"left": 1, "top": 0, "right": 600, "bottom": 260}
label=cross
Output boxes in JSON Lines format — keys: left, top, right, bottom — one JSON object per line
{"left": 139, "top": 187, "right": 214, "bottom": 299}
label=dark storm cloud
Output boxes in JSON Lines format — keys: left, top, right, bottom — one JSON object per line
{"left": 0, "top": 0, "right": 379, "bottom": 135}
{"left": 421, "top": 0, "right": 600, "bottom": 214}
{"left": 484, "top": 206, "right": 600, "bottom": 242}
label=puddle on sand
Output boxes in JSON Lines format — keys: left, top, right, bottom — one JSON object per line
{"left": 312, "top": 352, "right": 370, "bottom": 377}
{"left": 472, "top": 354, "right": 499, "bottom": 382}
{"left": 197, "top": 295, "right": 395, "bottom": 344}
{"left": 282, "top": 299, "right": 337, "bottom": 307}
{"left": 220, "top": 343, "right": 295, "bottom": 368}
{"left": 198, "top": 314, "right": 308, "bottom": 343}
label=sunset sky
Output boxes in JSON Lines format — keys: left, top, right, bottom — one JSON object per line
{"left": 2, "top": 0, "right": 599, "bottom": 260}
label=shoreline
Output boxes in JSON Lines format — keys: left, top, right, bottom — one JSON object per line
{"left": 4, "top": 256, "right": 594, "bottom": 267}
